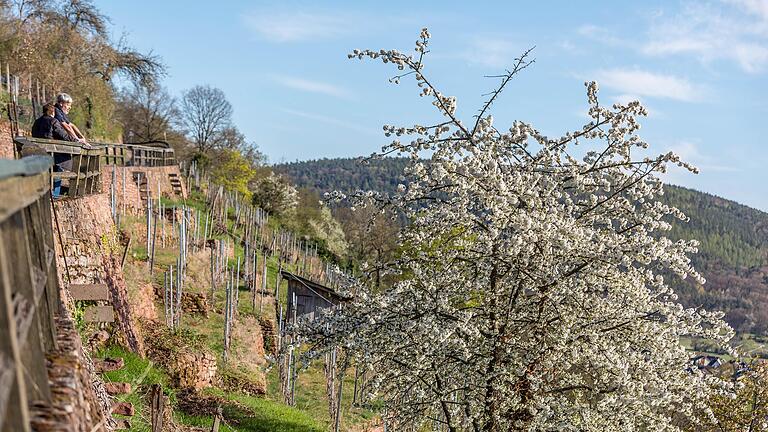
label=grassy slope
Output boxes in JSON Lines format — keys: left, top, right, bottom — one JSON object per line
{"left": 116, "top": 189, "right": 371, "bottom": 431}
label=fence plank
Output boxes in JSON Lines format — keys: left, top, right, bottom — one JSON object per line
{"left": 69, "top": 284, "right": 110, "bottom": 301}
{"left": 0, "top": 232, "right": 32, "bottom": 431}
{"left": 83, "top": 305, "right": 115, "bottom": 323}
{"left": 0, "top": 171, "right": 49, "bottom": 222}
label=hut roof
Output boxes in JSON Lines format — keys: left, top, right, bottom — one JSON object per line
{"left": 279, "top": 270, "right": 353, "bottom": 302}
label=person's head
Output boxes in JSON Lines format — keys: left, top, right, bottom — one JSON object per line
{"left": 42, "top": 103, "right": 55, "bottom": 117}
{"left": 56, "top": 93, "right": 73, "bottom": 113}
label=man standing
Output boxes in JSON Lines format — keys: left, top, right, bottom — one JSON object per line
{"left": 54, "top": 93, "right": 88, "bottom": 144}
{"left": 31, "top": 103, "right": 77, "bottom": 197}
{"left": 32, "top": 103, "right": 76, "bottom": 141}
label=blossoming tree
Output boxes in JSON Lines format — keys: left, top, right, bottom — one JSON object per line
{"left": 294, "top": 29, "right": 734, "bottom": 431}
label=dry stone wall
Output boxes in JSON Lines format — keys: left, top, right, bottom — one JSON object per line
{"left": 172, "top": 351, "right": 218, "bottom": 390}
{"left": 53, "top": 194, "right": 116, "bottom": 284}
{"left": 30, "top": 315, "right": 112, "bottom": 432}
{"left": 101, "top": 165, "right": 187, "bottom": 216}
{"left": 52, "top": 192, "right": 144, "bottom": 356}
{"left": 0, "top": 122, "right": 15, "bottom": 159}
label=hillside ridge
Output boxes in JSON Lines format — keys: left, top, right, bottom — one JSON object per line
{"left": 275, "top": 157, "right": 768, "bottom": 334}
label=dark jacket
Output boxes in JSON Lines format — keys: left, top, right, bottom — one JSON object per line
{"left": 54, "top": 105, "right": 71, "bottom": 124}
{"left": 31, "top": 115, "right": 75, "bottom": 141}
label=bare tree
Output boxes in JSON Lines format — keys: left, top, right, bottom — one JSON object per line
{"left": 90, "top": 36, "right": 165, "bottom": 83}
{"left": 180, "top": 85, "right": 233, "bottom": 153}
{"left": 116, "top": 80, "right": 178, "bottom": 143}
{"left": 61, "top": 0, "right": 107, "bottom": 36}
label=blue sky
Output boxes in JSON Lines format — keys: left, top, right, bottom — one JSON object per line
{"left": 100, "top": 1, "right": 768, "bottom": 210}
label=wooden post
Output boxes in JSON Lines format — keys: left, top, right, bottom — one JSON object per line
{"left": 236, "top": 256, "right": 241, "bottom": 310}
{"left": 122, "top": 166, "right": 126, "bottom": 217}
{"left": 169, "top": 265, "right": 174, "bottom": 329}
{"left": 163, "top": 272, "right": 169, "bottom": 327}
{"left": 120, "top": 236, "right": 131, "bottom": 269}
{"left": 176, "top": 256, "right": 182, "bottom": 328}
{"left": 150, "top": 383, "right": 164, "bottom": 432}
{"left": 290, "top": 292, "right": 297, "bottom": 405}
{"left": 251, "top": 252, "right": 257, "bottom": 312}
{"left": 223, "top": 266, "right": 231, "bottom": 363}
{"left": 210, "top": 240, "right": 215, "bottom": 305}
{"left": 211, "top": 406, "right": 222, "bottom": 432}
{"left": 352, "top": 365, "right": 359, "bottom": 406}
{"left": 150, "top": 200, "right": 158, "bottom": 275}
{"left": 334, "top": 352, "right": 346, "bottom": 432}
{"left": 0, "top": 240, "right": 33, "bottom": 431}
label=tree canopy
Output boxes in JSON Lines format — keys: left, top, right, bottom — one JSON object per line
{"left": 293, "top": 29, "right": 734, "bottom": 431}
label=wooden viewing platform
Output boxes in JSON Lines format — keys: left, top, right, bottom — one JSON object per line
{"left": 12, "top": 137, "right": 179, "bottom": 199}
{"left": 14, "top": 137, "right": 102, "bottom": 198}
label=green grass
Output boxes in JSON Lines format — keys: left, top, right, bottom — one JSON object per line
{"left": 264, "top": 361, "right": 377, "bottom": 431}
{"left": 98, "top": 345, "right": 174, "bottom": 432}
{"left": 177, "top": 388, "right": 326, "bottom": 432}
{"left": 116, "top": 179, "right": 376, "bottom": 430}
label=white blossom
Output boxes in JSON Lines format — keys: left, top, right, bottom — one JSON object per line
{"left": 300, "top": 29, "right": 733, "bottom": 432}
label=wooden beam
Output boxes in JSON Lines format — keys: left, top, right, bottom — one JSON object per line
{"left": 68, "top": 284, "right": 110, "bottom": 301}
{"left": 0, "top": 172, "right": 49, "bottom": 223}
{"left": 0, "top": 233, "right": 32, "bottom": 431}
{"left": 83, "top": 305, "right": 114, "bottom": 323}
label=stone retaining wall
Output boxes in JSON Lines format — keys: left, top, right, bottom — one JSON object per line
{"left": 53, "top": 192, "right": 144, "bottom": 356}
{"left": 101, "top": 165, "right": 188, "bottom": 216}
{"left": 30, "top": 315, "right": 112, "bottom": 432}
{"left": 0, "top": 122, "right": 16, "bottom": 159}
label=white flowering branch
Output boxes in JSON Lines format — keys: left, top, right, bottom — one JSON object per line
{"left": 307, "top": 28, "right": 734, "bottom": 432}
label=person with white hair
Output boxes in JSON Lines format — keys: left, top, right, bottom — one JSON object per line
{"left": 54, "top": 93, "right": 87, "bottom": 144}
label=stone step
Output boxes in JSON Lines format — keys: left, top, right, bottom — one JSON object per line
{"left": 93, "top": 357, "right": 124, "bottom": 373}
{"left": 104, "top": 382, "right": 132, "bottom": 395}
{"left": 111, "top": 401, "right": 134, "bottom": 416}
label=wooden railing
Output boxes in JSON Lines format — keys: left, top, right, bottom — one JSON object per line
{"left": 12, "top": 137, "right": 179, "bottom": 198}
{"left": 128, "top": 144, "right": 176, "bottom": 167}
{"left": 100, "top": 142, "right": 175, "bottom": 167}
{"left": 102, "top": 144, "right": 129, "bottom": 166}
{"left": 14, "top": 137, "right": 103, "bottom": 198}
{"left": 0, "top": 155, "right": 61, "bottom": 431}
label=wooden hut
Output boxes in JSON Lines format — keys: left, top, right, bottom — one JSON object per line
{"left": 281, "top": 270, "right": 351, "bottom": 321}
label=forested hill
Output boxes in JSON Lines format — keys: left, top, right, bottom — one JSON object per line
{"left": 275, "top": 157, "right": 768, "bottom": 334}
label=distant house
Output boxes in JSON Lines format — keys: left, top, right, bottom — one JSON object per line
{"left": 281, "top": 270, "right": 351, "bottom": 321}
{"left": 691, "top": 355, "right": 723, "bottom": 370}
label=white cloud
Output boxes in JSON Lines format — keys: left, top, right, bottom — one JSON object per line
{"left": 667, "top": 141, "right": 737, "bottom": 172}
{"left": 726, "top": 0, "right": 768, "bottom": 22}
{"left": 594, "top": 68, "right": 703, "bottom": 102}
{"left": 459, "top": 36, "right": 520, "bottom": 68}
{"left": 272, "top": 76, "right": 352, "bottom": 99}
{"left": 577, "top": 24, "right": 630, "bottom": 47}
{"left": 642, "top": 1, "right": 768, "bottom": 73}
{"left": 243, "top": 12, "right": 348, "bottom": 42}
{"left": 279, "top": 108, "right": 375, "bottom": 135}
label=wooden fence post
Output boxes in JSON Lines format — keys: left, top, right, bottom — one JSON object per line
{"left": 211, "top": 406, "right": 222, "bottom": 432}
{"left": 150, "top": 383, "right": 164, "bottom": 432}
